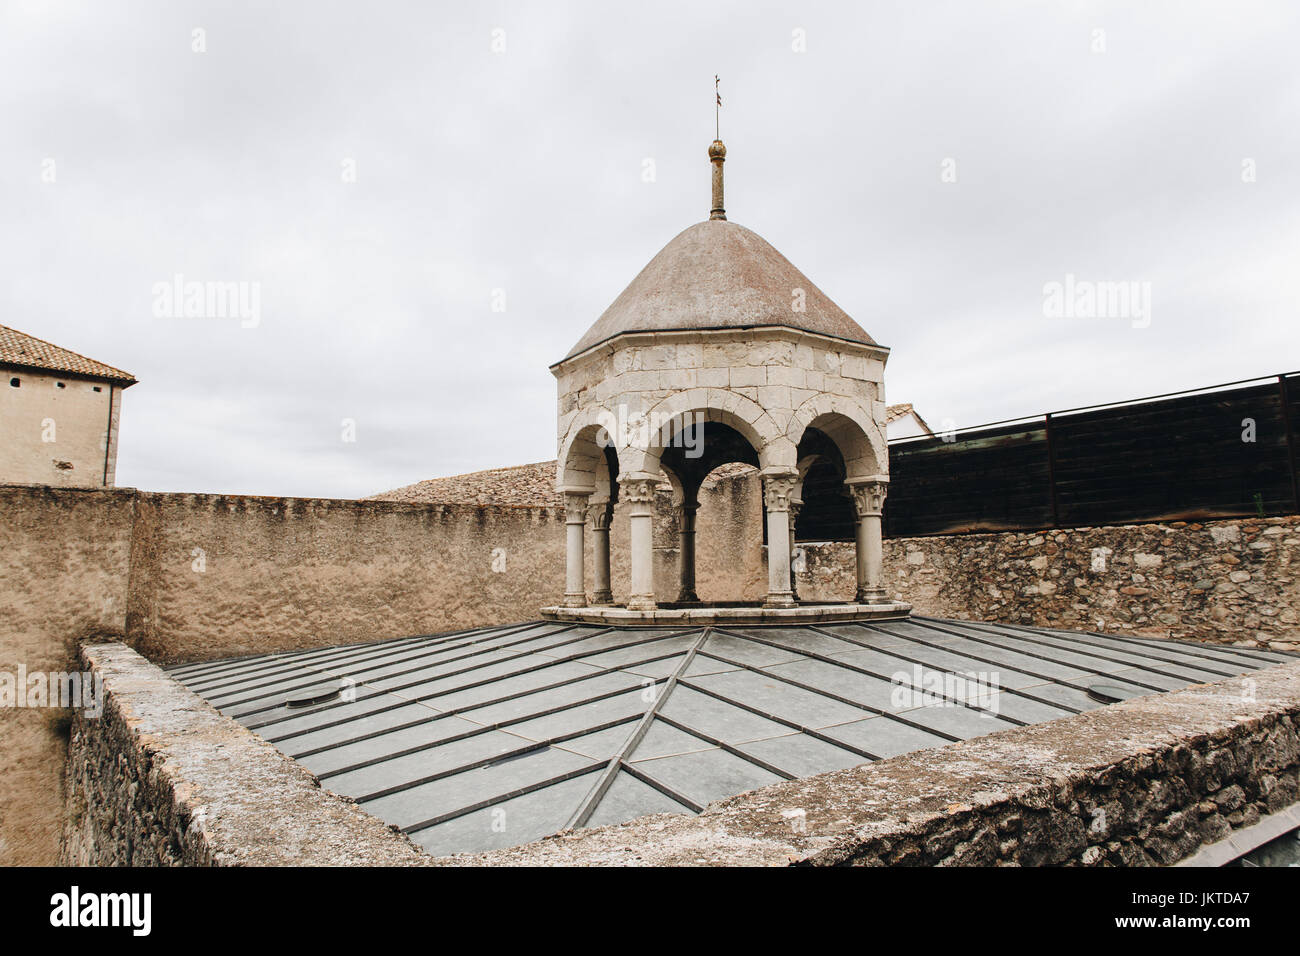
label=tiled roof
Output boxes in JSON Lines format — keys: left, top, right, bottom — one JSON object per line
{"left": 0, "top": 324, "right": 136, "bottom": 384}
{"left": 370, "top": 462, "right": 564, "bottom": 507}
{"left": 168, "top": 618, "right": 1291, "bottom": 858}
{"left": 884, "top": 402, "right": 933, "bottom": 434}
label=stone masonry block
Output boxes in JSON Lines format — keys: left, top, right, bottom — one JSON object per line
{"left": 730, "top": 366, "right": 767, "bottom": 388}
{"left": 766, "top": 366, "right": 807, "bottom": 388}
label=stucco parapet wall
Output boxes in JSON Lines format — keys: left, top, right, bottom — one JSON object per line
{"left": 136, "top": 489, "right": 563, "bottom": 520}
{"left": 62, "top": 642, "right": 429, "bottom": 866}
{"left": 441, "top": 658, "right": 1300, "bottom": 867}
{"left": 1, "top": 481, "right": 563, "bottom": 517}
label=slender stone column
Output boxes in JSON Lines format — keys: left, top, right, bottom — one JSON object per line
{"left": 588, "top": 501, "right": 613, "bottom": 605}
{"left": 788, "top": 499, "right": 802, "bottom": 603}
{"left": 847, "top": 477, "right": 890, "bottom": 605}
{"left": 709, "top": 139, "right": 727, "bottom": 220}
{"left": 620, "top": 474, "right": 659, "bottom": 611}
{"left": 761, "top": 469, "right": 799, "bottom": 608}
{"left": 676, "top": 500, "right": 700, "bottom": 603}
{"left": 562, "top": 492, "right": 590, "bottom": 607}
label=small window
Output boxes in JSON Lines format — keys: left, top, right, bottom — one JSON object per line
{"left": 92, "top": 386, "right": 102, "bottom": 393}
{"left": 8, "top": 377, "right": 18, "bottom": 388}
{"left": 56, "top": 381, "right": 66, "bottom": 389}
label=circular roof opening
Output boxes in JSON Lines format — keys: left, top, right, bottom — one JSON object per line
{"left": 1086, "top": 684, "right": 1144, "bottom": 704}
{"left": 284, "top": 685, "right": 342, "bottom": 708}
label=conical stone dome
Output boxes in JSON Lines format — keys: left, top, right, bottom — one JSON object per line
{"left": 562, "top": 218, "right": 876, "bottom": 361}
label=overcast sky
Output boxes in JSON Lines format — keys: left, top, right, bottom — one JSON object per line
{"left": 3, "top": 0, "right": 1298, "bottom": 498}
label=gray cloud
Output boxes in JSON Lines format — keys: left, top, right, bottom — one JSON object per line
{"left": 3, "top": 0, "right": 1297, "bottom": 497}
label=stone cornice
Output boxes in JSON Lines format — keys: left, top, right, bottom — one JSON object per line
{"left": 551, "top": 325, "right": 891, "bottom": 376}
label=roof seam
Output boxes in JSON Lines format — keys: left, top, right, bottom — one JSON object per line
{"left": 563, "top": 626, "right": 712, "bottom": 831}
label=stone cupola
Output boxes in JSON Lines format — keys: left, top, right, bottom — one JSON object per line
{"left": 545, "top": 138, "right": 905, "bottom": 624}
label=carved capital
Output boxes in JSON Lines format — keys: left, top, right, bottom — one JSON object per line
{"left": 563, "top": 492, "right": 590, "bottom": 523}
{"left": 847, "top": 479, "right": 889, "bottom": 518}
{"left": 587, "top": 503, "right": 612, "bottom": 531}
{"left": 677, "top": 502, "right": 699, "bottom": 534}
{"left": 618, "top": 474, "right": 659, "bottom": 507}
{"left": 761, "top": 473, "right": 799, "bottom": 513}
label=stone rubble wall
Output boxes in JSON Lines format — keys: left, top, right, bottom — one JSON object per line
{"left": 60, "top": 642, "right": 428, "bottom": 866}
{"left": 446, "top": 659, "right": 1300, "bottom": 867}
{"left": 794, "top": 515, "right": 1300, "bottom": 652}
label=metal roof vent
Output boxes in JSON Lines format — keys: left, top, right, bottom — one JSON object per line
{"left": 284, "top": 685, "right": 342, "bottom": 708}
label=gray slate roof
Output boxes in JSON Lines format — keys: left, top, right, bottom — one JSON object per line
{"left": 168, "top": 618, "right": 1291, "bottom": 858}
{"left": 561, "top": 219, "right": 877, "bottom": 361}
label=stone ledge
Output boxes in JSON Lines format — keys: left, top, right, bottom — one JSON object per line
{"left": 436, "top": 658, "right": 1300, "bottom": 866}
{"left": 60, "top": 641, "right": 430, "bottom": 866}
{"left": 540, "top": 601, "right": 912, "bottom": 625}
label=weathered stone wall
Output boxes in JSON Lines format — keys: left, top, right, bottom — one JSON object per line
{"left": 448, "top": 659, "right": 1300, "bottom": 866}
{"left": 123, "top": 491, "right": 566, "bottom": 664}
{"left": 0, "top": 484, "right": 135, "bottom": 866}
{"left": 60, "top": 642, "right": 428, "bottom": 866}
{"left": 793, "top": 516, "right": 1300, "bottom": 652}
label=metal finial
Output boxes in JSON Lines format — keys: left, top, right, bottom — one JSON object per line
{"left": 710, "top": 77, "right": 726, "bottom": 220}
{"left": 715, "top": 75, "right": 721, "bottom": 140}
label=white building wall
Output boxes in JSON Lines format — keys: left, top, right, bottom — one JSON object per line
{"left": 0, "top": 368, "right": 119, "bottom": 487}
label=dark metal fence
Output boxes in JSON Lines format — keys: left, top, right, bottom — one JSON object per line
{"left": 882, "top": 371, "right": 1300, "bottom": 538}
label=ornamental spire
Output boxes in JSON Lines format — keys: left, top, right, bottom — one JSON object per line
{"left": 709, "top": 77, "right": 726, "bottom": 221}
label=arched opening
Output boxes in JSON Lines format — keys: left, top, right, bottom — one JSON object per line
{"left": 655, "top": 416, "right": 762, "bottom": 605}
{"left": 792, "top": 427, "right": 854, "bottom": 543}
{"left": 789, "top": 408, "right": 891, "bottom": 605}
{"left": 557, "top": 422, "right": 620, "bottom": 607}
{"left": 553, "top": 395, "right": 896, "bottom": 616}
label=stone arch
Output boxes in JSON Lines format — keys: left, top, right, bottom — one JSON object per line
{"left": 792, "top": 453, "right": 822, "bottom": 503}
{"left": 786, "top": 394, "right": 887, "bottom": 480}
{"left": 557, "top": 404, "right": 620, "bottom": 493}
{"left": 657, "top": 462, "right": 688, "bottom": 508}
{"left": 619, "top": 388, "right": 789, "bottom": 476}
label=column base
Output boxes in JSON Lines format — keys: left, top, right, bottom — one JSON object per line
{"left": 763, "top": 592, "right": 797, "bottom": 609}
{"left": 676, "top": 589, "right": 701, "bottom": 603}
{"left": 856, "top": 587, "right": 891, "bottom": 605}
{"left": 626, "top": 595, "right": 657, "bottom": 612}
{"left": 563, "top": 593, "right": 588, "bottom": 608}
{"left": 590, "top": 590, "right": 614, "bottom": 606}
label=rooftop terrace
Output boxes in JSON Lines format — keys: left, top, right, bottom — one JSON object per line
{"left": 168, "top": 618, "right": 1292, "bottom": 857}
